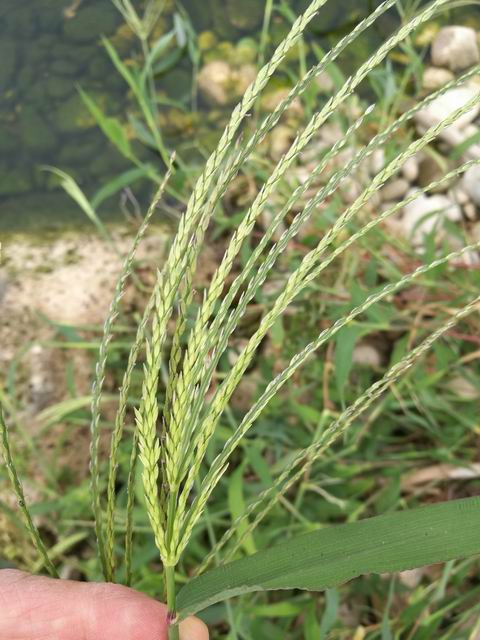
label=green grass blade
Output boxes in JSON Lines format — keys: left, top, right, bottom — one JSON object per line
{"left": 102, "top": 37, "right": 171, "bottom": 165}
{"left": 103, "top": 37, "right": 140, "bottom": 98}
{"left": 167, "top": 107, "right": 375, "bottom": 486}
{"left": 177, "top": 0, "right": 456, "bottom": 463}
{"left": 42, "top": 166, "right": 114, "bottom": 248}
{"left": 0, "top": 403, "right": 58, "bottom": 578}
{"left": 79, "top": 88, "right": 134, "bottom": 160}
{"left": 187, "top": 241, "right": 480, "bottom": 561}
{"left": 198, "top": 293, "right": 480, "bottom": 571}
{"left": 135, "top": 0, "right": 330, "bottom": 567}
{"left": 91, "top": 166, "right": 152, "bottom": 209}
{"left": 168, "top": 68, "right": 479, "bottom": 496}
{"left": 177, "top": 496, "right": 480, "bottom": 619}
{"left": 103, "top": 160, "right": 175, "bottom": 581}
{"left": 124, "top": 429, "right": 139, "bottom": 586}
{"left": 180, "top": 87, "right": 480, "bottom": 531}
{"left": 195, "top": 0, "right": 396, "bottom": 239}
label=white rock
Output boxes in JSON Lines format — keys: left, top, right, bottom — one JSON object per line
{"left": 260, "top": 88, "right": 303, "bottom": 119}
{"left": 461, "top": 249, "right": 480, "bottom": 266}
{"left": 198, "top": 61, "right": 255, "bottom": 106}
{"left": 198, "top": 61, "right": 231, "bottom": 106}
{"left": 462, "top": 164, "right": 480, "bottom": 206}
{"left": 319, "top": 122, "right": 344, "bottom": 146}
{"left": 401, "top": 156, "right": 419, "bottom": 183}
{"left": 447, "top": 375, "right": 479, "bottom": 399}
{"left": 422, "top": 66, "right": 455, "bottom": 92}
{"left": 352, "top": 344, "right": 382, "bottom": 368}
{"left": 315, "top": 69, "right": 335, "bottom": 94}
{"left": 415, "top": 86, "right": 480, "bottom": 135}
{"left": 449, "top": 186, "right": 470, "bottom": 206}
{"left": 472, "top": 221, "right": 480, "bottom": 242}
{"left": 381, "top": 178, "right": 410, "bottom": 201}
{"left": 434, "top": 195, "right": 463, "bottom": 221}
{"left": 431, "top": 26, "right": 479, "bottom": 72}
{"left": 367, "top": 191, "right": 382, "bottom": 210}
{"left": 464, "top": 203, "right": 477, "bottom": 221}
{"left": 269, "top": 124, "right": 294, "bottom": 161}
{"left": 433, "top": 124, "right": 480, "bottom": 161}
{"left": 463, "top": 123, "right": 480, "bottom": 139}
{"left": 399, "top": 569, "right": 424, "bottom": 589}
{"left": 402, "top": 193, "right": 462, "bottom": 245}
{"left": 292, "top": 166, "right": 311, "bottom": 185}
{"left": 341, "top": 177, "right": 362, "bottom": 204}
{"left": 369, "top": 148, "right": 385, "bottom": 176}
{"left": 381, "top": 200, "right": 399, "bottom": 214}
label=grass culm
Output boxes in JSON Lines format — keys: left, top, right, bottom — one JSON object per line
{"left": 1, "top": 0, "right": 480, "bottom": 637}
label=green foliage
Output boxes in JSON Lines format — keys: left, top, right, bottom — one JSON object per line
{"left": 176, "top": 496, "right": 480, "bottom": 618}
{"left": 2, "top": 0, "right": 480, "bottom": 638}
{"left": 0, "top": 405, "right": 58, "bottom": 578}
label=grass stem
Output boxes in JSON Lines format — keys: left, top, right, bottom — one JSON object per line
{"left": 165, "top": 564, "right": 180, "bottom": 640}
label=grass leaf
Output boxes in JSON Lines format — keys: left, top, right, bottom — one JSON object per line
{"left": 177, "top": 497, "right": 480, "bottom": 618}
{"left": 91, "top": 166, "right": 152, "bottom": 209}
{"left": 79, "top": 89, "right": 133, "bottom": 160}
{"left": 227, "top": 464, "right": 257, "bottom": 555}
{"left": 334, "top": 325, "right": 360, "bottom": 405}
{"left": 42, "top": 166, "right": 114, "bottom": 248}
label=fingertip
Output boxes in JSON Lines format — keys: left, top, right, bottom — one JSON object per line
{"left": 179, "top": 616, "right": 209, "bottom": 640}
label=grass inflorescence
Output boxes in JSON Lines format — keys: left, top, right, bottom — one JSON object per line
{"left": 1, "top": 0, "right": 480, "bottom": 637}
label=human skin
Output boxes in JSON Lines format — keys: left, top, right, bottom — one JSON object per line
{"left": 0, "top": 569, "right": 208, "bottom": 640}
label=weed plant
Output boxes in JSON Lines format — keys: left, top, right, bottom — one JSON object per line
{"left": 2, "top": 0, "right": 480, "bottom": 638}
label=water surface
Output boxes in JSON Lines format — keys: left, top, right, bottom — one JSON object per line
{"left": 0, "top": 0, "right": 476, "bottom": 232}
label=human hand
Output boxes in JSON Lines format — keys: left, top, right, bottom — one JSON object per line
{"left": 0, "top": 569, "right": 208, "bottom": 640}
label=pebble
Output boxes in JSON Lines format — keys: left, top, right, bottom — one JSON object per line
{"left": 435, "top": 195, "right": 463, "bottom": 221}
{"left": 459, "top": 249, "right": 480, "bottom": 266}
{"left": 198, "top": 60, "right": 231, "bottom": 105}
{"left": 381, "top": 200, "right": 399, "bottom": 214}
{"left": 352, "top": 343, "right": 382, "bottom": 368}
{"left": 462, "top": 164, "right": 480, "bottom": 206}
{"left": 402, "top": 192, "right": 462, "bottom": 245}
{"left": 472, "top": 221, "right": 480, "bottom": 242}
{"left": 447, "top": 375, "right": 479, "bottom": 399}
{"left": 449, "top": 186, "right": 470, "bottom": 206}
{"left": 401, "top": 156, "right": 419, "bottom": 183}
{"left": 197, "top": 61, "right": 255, "bottom": 106}
{"left": 464, "top": 202, "right": 477, "bottom": 221}
{"left": 269, "top": 124, "right": 295, "bottom": 161}
{"left": 368, "top": 192, "right": 383, "bottom": 210}
{"left": 260, "top": 88, "right": 303, "bottom": 120}
{"left": 422, "top": 66, "right": 455, "bottom": 92}
{"left": 315, "top": 70, "right": 335, "bottom": 94}
{"left": 399, "top": 569, "right": 424, "bottom": 589}
{"left": 431, "top": 26, "right": 480, "bottom": 72}
{"left": 414, "top": 86, "right": 480, "bottom": 135}
{"left": 380, "top": 178, "right": 410, "bottom": 201}
{"left": 319, "top": 123, "right": 344, "bottom": 146}
{"left": 417, "top": 155, "right": 453, "bottom": 193}
{"left": 435, "top": 124, "right": 480, "bottom": 161}
{"left": 341, "top": 177, "right": 362, "bottom": 204}
{"left": 369, "top": 148, "right": 385, "bottom": 176}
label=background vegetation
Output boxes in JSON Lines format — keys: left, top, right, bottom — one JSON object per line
{"left": 1, "top": 0, "right": 480, "bottom": 638}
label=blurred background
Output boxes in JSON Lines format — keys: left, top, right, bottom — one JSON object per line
{"left": 2, "top": 1, "right": 480, "bottom": 638}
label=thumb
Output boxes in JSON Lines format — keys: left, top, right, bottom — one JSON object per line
{"left": 0, "top": 569, "right": 208, "bottom": 640}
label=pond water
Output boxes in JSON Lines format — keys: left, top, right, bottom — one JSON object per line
{"left": 0, "top": 0, "right": 476, "bottom": 232}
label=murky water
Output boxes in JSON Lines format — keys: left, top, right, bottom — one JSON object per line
{"left": 0, "top": 0, "right": 476, "bottom": 232}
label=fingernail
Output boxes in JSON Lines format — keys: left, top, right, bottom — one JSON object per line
{"left": 179, "top": 616, "right": 209, "bottom": 640}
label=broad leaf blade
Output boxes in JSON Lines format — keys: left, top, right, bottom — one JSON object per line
{"left": 177, "top": 497, "right": 480, "bottom": 618}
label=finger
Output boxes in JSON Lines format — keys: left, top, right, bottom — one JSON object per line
{"left": 0, "top": 570, "right": 208, "bottom": 640}
{"left": 180, "top": 615, "right": 209, "bottom": 640}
